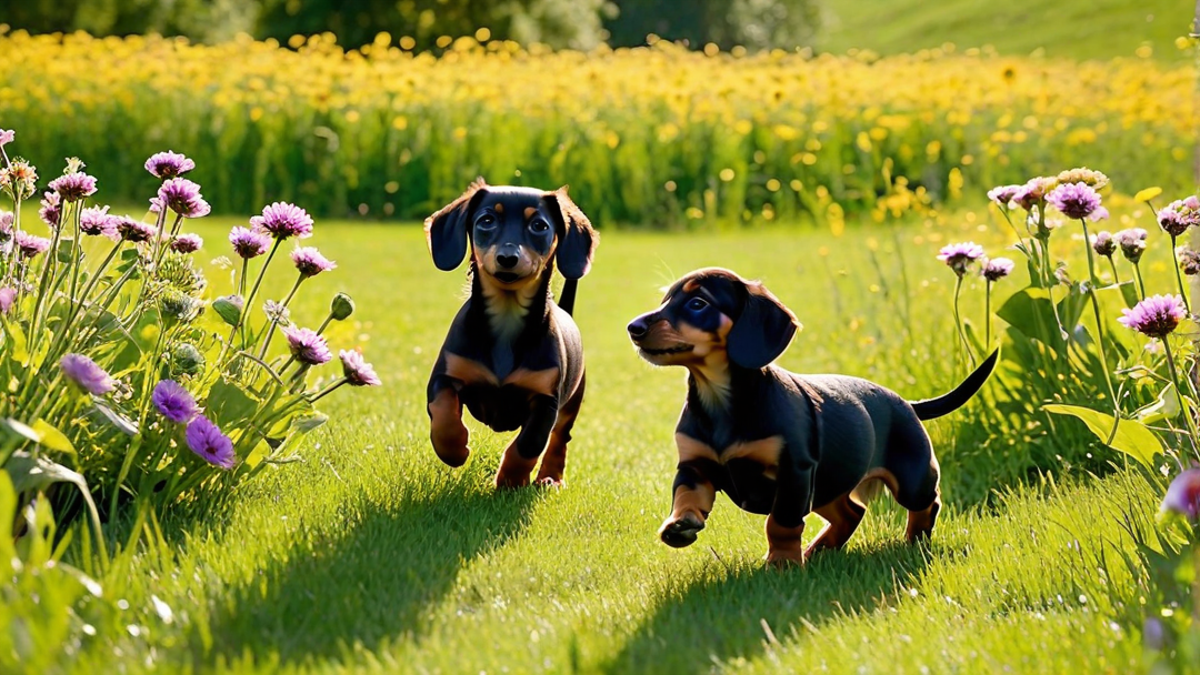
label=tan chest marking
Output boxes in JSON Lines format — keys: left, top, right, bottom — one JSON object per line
{"left": 675, "top": 433, "right": 784, "bottom": 480}
{"left": 444, "top": 353, "right": 558, "bottom": 395}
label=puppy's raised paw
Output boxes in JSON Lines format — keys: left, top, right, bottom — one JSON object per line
{"left": 659, "top": 514, "right": 705, "bottom": 548}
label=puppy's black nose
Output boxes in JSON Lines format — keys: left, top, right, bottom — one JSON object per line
{"left": 496, "top": 253, "right": 518, "bottom": 269}
{"left": 627, "top": 317, "right": 649, "bottom": 340}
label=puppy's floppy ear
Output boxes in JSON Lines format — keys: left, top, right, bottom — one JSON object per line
{"left": 543, "top": 186, "right": 598, "bottom": 280}
{"left": 726, "top": 281, "right": 800, "bottom": 370}
{"left": 425, "top": 178, "right": 488, "bottom": 271}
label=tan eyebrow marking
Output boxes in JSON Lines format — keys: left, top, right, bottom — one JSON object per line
{"left": 524, "top": 207, "right": 537, "bottom": 219}
{"left": 493, "top": 203, "right": 504, "bottom": 214}
{"left": 682, "top": 279, "right": 700, "bottom": 293}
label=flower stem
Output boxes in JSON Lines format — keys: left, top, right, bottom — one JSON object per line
{"left": 257, "top": 275, "right": 303, "bottom": 360}
{"left": 227, "top": 239, "right": 280, "bottom": 354}
{"left": 30, "top": 201, "right": 71, "bottom": 345}
{"left": 307, "top": 378, "right": 347, "bottom": 404}
{"left": 1172, "top": 234, "right": 1192, "bottom": 314}
{"left": 1106, "top": 257, "right": 1121, "bottom": 285}
{"left": 1133, "top": 263, "right": 1147, "bottom": 301}
{"left": 1162, "top": 337, "right": 1200, "bottom": 458}
{"left": 952, "top": 274, "right": 976, "bottom": 367}
{"left": 1080, "top": 217, "right": 1118, "bottom": 411}
{"left": 985, "top": 280, "right": 993, "bottom": 347}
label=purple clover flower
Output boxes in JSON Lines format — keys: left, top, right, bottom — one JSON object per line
{"left": 1162, "top": 468, "right": 1200, "bottom": 521}
{"left": 0, "top": 287, "right": 15, "bottom": 315}
{"left": 144, "top": 151, "right": 196, "bottom": 179}
{"left": 980, "top": 257, "right": 1015, "bottom": 282}
{"left": 283, "top": 326, "right": 332, "bottom": 365}
{"left": 1047, "top": 182, "right": 1103, "bottom": 221}
{"left": 154, "top": 178, "right": 211, "bottom": 219}
{"left": 60, "top": 353, "right": 114, "bottom": 395}
{"left": 937, "top": 241, "right": 985, "bottom": 277}
{"left": 251, "top": 202, "right": 314, "bottom": 240}
{"left": 48, "top": 172, "right": 98, "bottom": 202}
{"left": 1115, "top": 228, "right": 1148, "bottom": 263}
{"left": 1091, "top": 231, "right": 1116, "bottom": 258}
{"left": 0, "top": 210, "right": 12, "bottom": 242}
{"left": 1157, "top": 197, "right": 1200, "bottom": 238}
{"left": 1012, "top": 177, "right": 1054, "bottom": 211}
{"left": 986, "top": 184, "right": 1022, "bottom": 209}
{"left": 291, "top": 247, "right": 337, "bottom": 277}
{"left": 15, "top": 231, "right": 51, "bottom": 259}
{"left": 1118, "top": 294, "right": 1188, "bottom": 339}
{"left": 152, "top": 379, "right": 199, "bottom": 423}
{"left": 114, "top": 216, "right": 156, "bottom": 243}
{"left": 229, "top": 226, "right": 271, "bottom": 259}
{"left": 1178, "top": 247, "right": 1200, "bottom": 276}
{"left": 80, "top": 205, "right": 117, "bottom": 238}
{"left": 39, "top": 191, "right": 61, "bottom": 229}
{"left": 170, "top": 233, "right": 203, "bottom": 254}
{"left": 339, "top": 349, "right": 381, "bottom": 386}
{"left": 185, "top": 416, "right": 235, "bottom": 469}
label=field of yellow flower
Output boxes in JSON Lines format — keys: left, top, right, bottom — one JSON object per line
{"left": 0, "top": 29, "right": 1194, "bottom": 225}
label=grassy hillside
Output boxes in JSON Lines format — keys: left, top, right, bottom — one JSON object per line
{"left": 819, "top": 0, "right": 1194, "bottom": 61}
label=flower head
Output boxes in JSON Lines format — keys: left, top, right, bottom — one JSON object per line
{"left": 185, "top": 416, "right": 235, "bottom": 469}
{"left": 1115, "top": 228, "right": 1148, "bottom": 263}
{"left": 1047, "top": 182, "right": 1103, "bottom": 221}
{"left": 251, "top": 202, "right": 313, "bottom": 240}
{"left": 0, "top": 287, "right": 15, "bottom": 315}
{"left": 291, "top": 246, "right": 336, "bottom": 277}
{"left": 114, "top": 215, "right": 156, "bottom": 243}
{"left": 170, "top": 233, "right": 203, "bottom": 254}
{"left": 264, "top": 299, "right": 291, "bottom": 326}
{"left": 60, "top": 353, "right": 114, "bottom": 395}
{"left": 168, "top": 343, "right": 205, "bottom": 378}
{"left": 1091, "top": 231, "right": 1116, "bottom": 258}
{"left": 1157, "top": 197, "right": 1200, "bottom": 238}
{"left": 144, "top": 151, "right": 196, "bottom": 179}
{"left": 229, "top": 226, "right": 271, "bottom": 259}
{"left": 980, "top": 257, "right": 1015, "bottom": 282}
{"left": 339, "top": 349, "right": 381, "bottom": 386}
{"left": 986, "top": 184, "right": 1022, "bottom": 209}
{"left": 0, "top": 160, "right": 38, "bottom": 200}
{"left": 1118, "top": 294, "right": 1188, "bottom": 339}
{"left": 1161, "top": 468, "right": 1200, "bottom": 521}
{"left": 154, "top": 178, "right": 210, "bottom": 218}
{"left": 48, "top": 172, "right": 97, "bottom": 202}
{"left": 283, "top": 326, "right": 332, "bottom": 365}
{"left": 79, "top": 205, "right": 117, "bottom": 238}
{"left": 38, "top": 191, "right": 61, "bottom": 228}
{"left": 1055, "top": 167, "right": 1109, "bottom": 190}
{"left": 937, "top": 241, "right": 985, "bottom": 276}
{"left": 152, "top": 379, "right": 199, "bottom": 423}
{"left": 0, "top": 129, "right": 13, "bottom": 146}
{"left": 0, "top": 210, "right": 12, "bottom": 242}
{"left": 15, "top": 231, "right": 51, "bottom": 259}
{"left": 1179, "top": 247, "right": 1200, "bottom": 276}
{"left": 1012, "top": 176, "right": 1056, "bottom": 211}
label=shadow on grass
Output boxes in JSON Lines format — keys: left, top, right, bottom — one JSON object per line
{"left": 601, "top": 540, "right": 930, "bottom": 674}
{"left": 201, "top": 481, "right": 540, "bottom": 664}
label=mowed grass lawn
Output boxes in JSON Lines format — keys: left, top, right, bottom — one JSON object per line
{"left": 62, "top": 214, "right": 1161, "bottom": 674}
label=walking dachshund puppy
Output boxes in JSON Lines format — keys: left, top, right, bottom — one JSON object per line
{"left": 425, "top": 179, "right": 598, "bottom": 488}
{"left": 626, "top": 268, "right": 997, "bottom": 565}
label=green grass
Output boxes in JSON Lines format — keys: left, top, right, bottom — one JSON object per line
{"left": 819, "top": 0, "right": 1195, "bottom": 61}
{"left": 26, "top": 215, "right": 1171, "bottom": 673}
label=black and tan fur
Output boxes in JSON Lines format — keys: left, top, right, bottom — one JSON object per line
{"left": 626, "top": 268, "right": 997, "bottom": 565}
{"left": 425, "top": 179, "right": 598, "bottom": 488}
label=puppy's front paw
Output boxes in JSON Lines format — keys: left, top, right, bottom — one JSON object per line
{"left": 764, "top": 548, "right": 806, "bottom": 568}
{"left": 659, "top": 514, "right": 705, "bottom": 548}
{"left": 431, "top": 422, "right": 470, "bottom": 467}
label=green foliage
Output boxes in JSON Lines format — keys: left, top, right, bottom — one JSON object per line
{"left": 606, "top": 0, "right": 823, "bottom": 50}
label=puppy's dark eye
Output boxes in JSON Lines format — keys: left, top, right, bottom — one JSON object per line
{"left": 476, "top": 214, "right": 496, "bottom": 228}
{"left": 529, "top": 219, "right": 550, "bottom": 234}
{"left": 686, "top": 297, "right": 708, "bottom": 312}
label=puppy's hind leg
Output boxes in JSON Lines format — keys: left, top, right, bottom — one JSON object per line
{"left": 495, "top": 394, "right": 558, "bottom": 489}
{"left": 884, "top": 414, "right": 942, "bottom": 543}
{"left": 804, "top": 493, "right": 867, "bottom": 558}
{"left": 535, "top": 374, "right": 585, "bottom": 488}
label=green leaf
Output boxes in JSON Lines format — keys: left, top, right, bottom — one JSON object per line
{"left": 4, "top": 451, "right": 107, "bottom": 560}
{"left": 30, "top": 419, "right": 75, "bottom": 455}
{"left": 1056, "top": 282, "right": 1088, "bottom": 335}
{"left": 1, "top": 316, "right": 30, "bottom": 365}
{"left": 1116, "top": 280, "right": 1140, "bottom": 309}
{"left": 1136, "top": 383, "right": 1183, "bottom": 425}
{"left": 997, "top": 287, "right": 1065, "bottom": 348}
{"left": 55, "top": 237, "right": 78, "bottom": 264}
{"left": 1043, "top": 404, "right": 1163, "bottom": 466}
{"left": 211, "top": 296, "right": 243, "bottom": 327}
{"left": 91, "top": 398, "right": 139, "bottom": 436}
{"left": 206, "top": 378, "right": 259, "bottom": 429}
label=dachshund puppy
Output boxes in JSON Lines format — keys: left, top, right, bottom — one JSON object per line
{"left": 425, "top": 179, "right": 598, "bottom": 488}
{"left": 626, "top": 268, "right": 996, "bottom": 565}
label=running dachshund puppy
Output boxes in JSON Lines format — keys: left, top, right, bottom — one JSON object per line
{"left": 425, "top": 179, "right": 598, "bottom": 488}
{"left": 626, "top": 268, "right": 997, "bottom": 566}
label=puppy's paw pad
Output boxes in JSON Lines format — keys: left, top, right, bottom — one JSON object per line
{"left": 659, "top": 515, "right": 704, "bottom": 548}
{"left": 534, "top": 476, "right": 565, "bottom": 489}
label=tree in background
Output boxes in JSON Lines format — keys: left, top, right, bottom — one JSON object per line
{"left": 0, "top": 0, "right": 257, "bottom": 43}
{"left": 605, "top": 0, "right": 822, "bottom": 51}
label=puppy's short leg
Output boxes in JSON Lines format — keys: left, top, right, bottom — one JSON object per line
{"left": 765, "top": 460, "right": 814, "bottom": 567}
{"left": 535, "top": 374, "right": 585, "bottom": 488}
{"left": 495, "top": 394, "right": 558, "bottom": 489}
{"left": 805, "top": 493, "right": 867, "bottom": 557}
{"left": 905, "top": 489, "right": 941, "bottom": 542}
{"left": 659, "top": 461, "right": 718, "bottom": 548}
{"left": 884, "top": 414, "right": 942, "bottom": 542}
{"left": 428, "top": 375, "right": 470, "bottom": 467}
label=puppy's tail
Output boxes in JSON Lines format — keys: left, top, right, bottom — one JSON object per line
{"left": 557, "top": 278, "right": 578, "bottom": 316}
{"left": 909, "top": 348, "right": 999, "bottom": 421}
